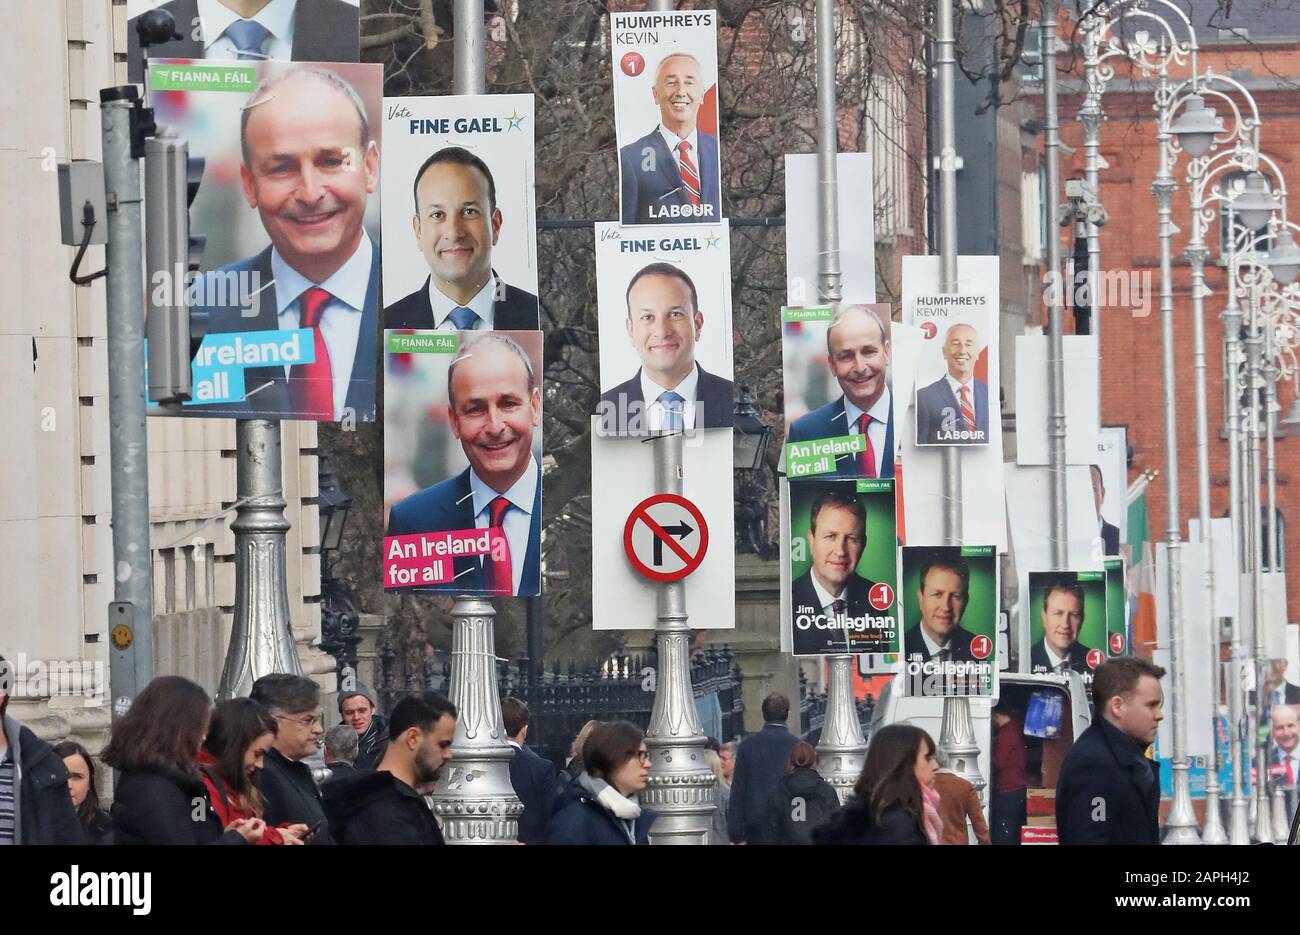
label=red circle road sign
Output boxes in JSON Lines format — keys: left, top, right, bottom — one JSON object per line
{"left": 623, "top": 494, "right": 709, "bottom": 583}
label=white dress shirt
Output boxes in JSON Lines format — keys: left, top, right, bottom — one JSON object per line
{"left": 1042, "top": 641, "right": 1069, "bottom": 672}
{"left": 468, "top": 455, "right": 539, "bottom": 596}
{"left": 920, "top": 626, "right": 954, "bottom": 659}
{"left": 272, "top": 235, "right": 371, "bottom": 420}
{"left": 809, "top": 573, "right": 848, "bottom": 617}
{"left": 842, "top": 386, "right": 891, "bottom": 476}
{"left": 946, "top": 373, "right": 977, "bottom": 412}
{"left": 657, "top": 125, "right": 701, "bottom": 184}
{"left": 429, "top": 272, "right": 498, "bottom": 331}
{"left": 640, "top": 366, "right": 699, "bottom": 432}
{"left": 198, "top": 0, "right": 296, "bottom": 61}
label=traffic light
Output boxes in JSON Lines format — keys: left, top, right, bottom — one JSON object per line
{"left": 143, "top": 129, "right": 204, "bottom": 404}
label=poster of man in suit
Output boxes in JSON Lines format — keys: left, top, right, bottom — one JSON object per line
{"left": 127, "top": 0, "right": 360, "bottom": 82}
{"left": 786, "top": 480, "right": 898, "bottom": 657}
{"left": 1026, "top": 571, "right": 1106, "bottom": 685}
{"left": 381, "top": 95, "right": 540, "bottom": 333}
{"left": 611, "top": 10, "right": 722, "bottom": 226}
{"left": 899, "top": 545, "right": 997, "bottom": 698}
{"left": 783, "top": 304, "right": 895, "bottom": 480}
{"left": 383, "top": 330, "right": 543, "bottom": 597}
{"left": 912, "top": 302, "right": 993, "bottom": 446}
{"left": 594, "top": 222, "right": 733, "bottom": 435}
{"left": 146, "top": 59, "right": 382, "bottom": 421}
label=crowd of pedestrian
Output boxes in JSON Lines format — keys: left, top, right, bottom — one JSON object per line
{"left": 0, "top": 651, "right": 1180, "bottom": 846}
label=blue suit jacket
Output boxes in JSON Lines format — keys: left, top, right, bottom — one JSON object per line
{"left": 787, "top": 395, "right": 894, "bottom": 479}
{"left": 619, "top": 128, "right": 721, "bottom": 225}
{"left": 184, "top": 241, "right": 378, "bottom": 421}
{"left": 385, "top": 463, "right": 541, "bottom": 596}
{"left": 914, "top": 376, "right": 989, "bottom": 445}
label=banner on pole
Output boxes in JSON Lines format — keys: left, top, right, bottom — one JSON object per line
{"left": 1026, "top": 570, "right": 1107, "bottom": 687}
{"left": 899, "top": 545, "right": 998, "bottom": 697}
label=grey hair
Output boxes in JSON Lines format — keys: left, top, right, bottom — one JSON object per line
{"left": 655, "top": 52, "right": 703, "bottom": 81}
{"left": 240, "top": 66, "right": 371, "bottom": 167}
{"left": 323, "top": 724, "right": 359, "bottom": 764}
{"left": 720, "top": 740, "right": 738, "bottom": 757}
{"left": 825, "top": 304, "right": 889, "bottom": 357}
{"left": 934, "top": 747, "right": 950, "bottom": 769}
{"left": 447, "top": 333, "right": 538, "bottom": 410}
{"left": 943, "top": 320, "right": 979, "bottom": 343}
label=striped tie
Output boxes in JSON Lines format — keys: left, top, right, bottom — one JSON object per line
{"left": 959, "top": 384, "right": 976, "bottom": 431}
{"left": 678, "top": 140, "right": 702, "bottom": 206}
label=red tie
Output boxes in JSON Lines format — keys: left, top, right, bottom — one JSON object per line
{"left": 289, "top": 287, "right": 334, "bottom": 420}
{"left": 857, "top": 413, "right": 876, "bottom": 478}
{"left": 959, "top": 384, "right": 976, "bottom": 431}
{"left": 678, "top": 141, "right": 702, "bottom": 205}
{"left": 484, "top": 496, "right": 513, "bottom": 595}
{"left": 1288, "top": 756, "right": 1295, "bottom": 786}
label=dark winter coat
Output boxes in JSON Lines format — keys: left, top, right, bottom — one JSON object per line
{"left": 257, "top": 747, "right": 335, "bottom": 845}
{"left": 322, "top": 769, "right": 445, "bottom": 845}
{"left": 546, "top": 779, "right": 656, "bottom": 845}
{"left": 1056, "top": 717, "right": 1161, "bottom": 845}
{"left": 354, "top": 715, "right": 389, "bottom": 772}
{"left": 727, "top": 722, "right": 800, "bottom": 843}
{"left": 509, "top": 742, "right": 558, "bottom": 844}
{"left": 761, "top": 766, "right": 841, "bottom": 845}
{"left": 110, "top": 766, "right": 244, "bottom": 845}
{"left": 2, "top": 718, "right": 83, "bottom": 845}
{"left": 812, "top": 798, "right": 928, "bottom": 846}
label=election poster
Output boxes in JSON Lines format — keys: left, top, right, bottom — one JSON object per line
{"left": 782, "top": 304, "right": 895, "bottom": 482}
{"left": 899, "top": 545, "right": 998, "bottom": 697}
{"left": 382, "top": 330, "right": 543, "bottom": 597}
{"left": 1096, "top": 426, "right": 1128, "bottom": 554}
{"left": 611, "top": 9, "right": 722, "bottom": 226}
{"left": 910, "top": 297, "right": 994, "bottom": 447}
{"left": 1013, "top": 336, "right": 1101, "bottom": 465}
{"left": 593, "top": 221, "right": 734, "bottom": 434}
{"left": 786, "top": 479, "right": 899, "bottom": 657}
{"left": 590, "top": 420, "right": 735, "bottom": 630}
{"left": 1105, "top": 558, "right": 1129, "bottom": 657}
{"left": 125, "top": 0, "right": 361, "bottom": 83}
{"left": 380, "top": 94, "right": 540, "bottom": 333}
{"left": 1026, "top": 571, "right": 1107, "bottom": 686}
{"left": 784, "top": 153, "right": 876, "bottom": 306}
{"left": 146, "top": 59, "right": 383, "bottom": 422}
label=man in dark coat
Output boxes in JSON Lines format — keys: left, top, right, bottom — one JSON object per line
{"left": 323, "top": 692, "right": 457, "bottom": 845}
{"left": 728, "top": 693, "right": 800, "bottom": 844}
{"left": 1056, "top": 656, "right": 1165, "bottom": 845}
{"left": 0, "top": 657, "right": 83, "bottom": 844}
{"left": 502, "top": 697, "right": 557, "bottom": 844}
{"left": 322, "top": 724, "right": 359, "bottom": 786}
{"left": 251, "top": 674, "right": 335, "bottom": 844}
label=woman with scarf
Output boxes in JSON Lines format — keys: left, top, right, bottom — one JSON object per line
{"left": 813, "top": 723, "right": 943, "bottom": 845}
{"left": 547, "top": 721, "right": 656, "bottom": 845}
{"left": 199, "top": 697, "right": 308, "bottom": 846}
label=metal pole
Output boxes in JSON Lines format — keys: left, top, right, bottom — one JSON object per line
{"left": 1245, "top": 279, "right": 1273, "bottom": 842}
{"left": 1080, "top": 24, "right": 1103, "bottom": 341}
{"left": 1042, "top": 0, "right": 1068, "bottom": 569}
{"left": 217, "top": 420, "right": 302, "bottom": 698}
{"left": 1186, "top": 191, "right": 1227, "bottom": 842}
{"left": 101, "top": 87, "right": 156, "bottom": 710}
{"left": 1153, "top": 65, "right": 1200, "bottom": 843}
{"left": 643, "top": 431, "right": 714, "bottom": 842}
{"left": 1264, "top": 325, "right": 1290, "bottom": 840}
{"left": 1223, "top": 210, "right": 1251, "bottom": 843}
{"left": 811, "top": 0, "right": 867, "bottom": 801}
{"left": 930, "top": 0, "right": 984, "bottom": 799}
{"left": 428, "top": 0, "right": 523, "bottom": 844}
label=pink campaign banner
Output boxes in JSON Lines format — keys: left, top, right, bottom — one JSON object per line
{"left": 383, "top": 529, "right": 496, "bottom": 588}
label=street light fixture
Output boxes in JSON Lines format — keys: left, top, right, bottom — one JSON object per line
{"left": 732, "top": 385, "right": 771, "bottom": 471}
{"left": 1233, "top": 172, "right": 1280, "bottom": 232}
{"left": 1171, "top": 94, "right": 1225, "bottom": 158}
{"left": 317, "top": 455, "right": 353, "bottom": 570}
{"left": 1266, "top": 230, "right": 1300, "bottom": 286}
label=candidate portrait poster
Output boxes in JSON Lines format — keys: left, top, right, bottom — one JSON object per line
{"left": 1105, "top": 558, "right": 1129, "bottom": 657}
{"left": 782, "top": 304, "right": 895, "bottom": 481}
{"left": 146, "top": 59, "right": 382, "bottom": 422}
{"left": 611, "top": 9, "right": 722, "bottom": 226}
{"left": 787, "top": 479, "right": 898, "bottom": 657}
{"left": 910, "top": 298, "right": 994, "bottom": 447}
{"left": 594, "top": 221, "right": 734, "bottom": 434}
{"left": 1026, "top": 570, "right": 1107, "bottom": 685}
{"left": 380, "top": 94, "right": 539, "bottom": 333}
{"left": 899, "top": 545, "right": 997, "bottom": 698}
{"left": 382, "top": 330, "right": 543, "bottom": 597}
{"left": 126, "top": 0, "right": 361, "bottom": 83}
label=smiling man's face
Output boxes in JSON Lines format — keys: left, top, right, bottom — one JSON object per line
{"left": 652, "top": 54, "right": 703, "bottom": 134}
{"left": 413, "top": 161, "right": 502, "bottom": 302}
{"left": 942, "top": 323, "right": 979, "bottom": 383}
{"left": 625, "top": 272, "right": 702, "bottom": 388}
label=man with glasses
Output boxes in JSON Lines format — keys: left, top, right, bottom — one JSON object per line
{"left": 250, "top": 674, "right": 334, "bottom": 844}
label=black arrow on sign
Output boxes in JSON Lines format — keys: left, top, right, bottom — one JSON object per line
{"left": 652, "top": 521, "right": 695, "bottom": 566}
